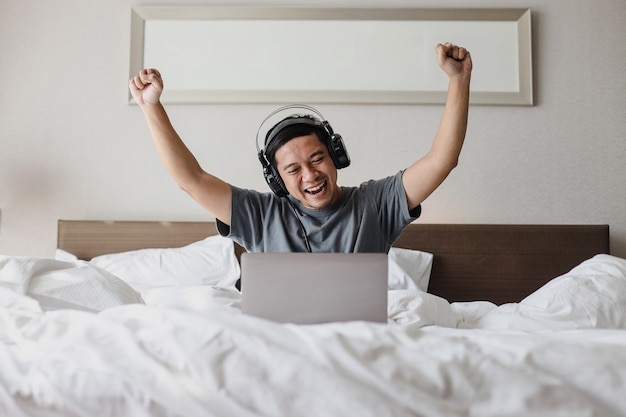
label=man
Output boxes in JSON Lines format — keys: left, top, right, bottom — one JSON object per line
{"left": 129, "top": 42, "right": 472, "bottom": 253}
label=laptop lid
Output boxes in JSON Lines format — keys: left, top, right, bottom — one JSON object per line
{"left": 240, "top": 252, "right": 388, "bottom": 324}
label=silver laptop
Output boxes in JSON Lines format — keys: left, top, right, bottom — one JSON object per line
{"left": 240, "top": 252, "right": 388, "bottom": 324}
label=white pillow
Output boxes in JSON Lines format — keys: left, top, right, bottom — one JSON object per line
{"left": 476, "top": 254, "right": 626, "bottom": 331}
{"left": 58, "top": 239, "right": 426, "bottom": 293}
{"left": 0, "top": 255, "right": 144, "bottom": 312}
{"left": 388, "top": 247, "right": 433, "bottom": 291}
{"left": 519, "top": 254, "right": 626, "bottom": 329}
{"left": 86, "top": 235, "right": 240, "bottom": 295}
{"left": 55, "top": 248, "right": 79, "bottom": 261}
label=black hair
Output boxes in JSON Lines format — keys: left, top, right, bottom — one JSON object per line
{"left": 264, "top": 115, "right": 330, "bottom": 167}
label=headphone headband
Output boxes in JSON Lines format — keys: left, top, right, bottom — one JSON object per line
{"left": 255, "top": 104, "right": 328, "bottom": 155}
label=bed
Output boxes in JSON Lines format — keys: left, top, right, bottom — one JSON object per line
{"left": 1, "top": 220, "right": 625, "bottom": 417}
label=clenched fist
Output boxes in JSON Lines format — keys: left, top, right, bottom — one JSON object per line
{"left": 129, "top": 69, "right": 163, "bottom": 106}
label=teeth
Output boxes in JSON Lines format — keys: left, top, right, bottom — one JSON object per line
{"left": 306, "top": 181, "right": 325, "bottom": 194}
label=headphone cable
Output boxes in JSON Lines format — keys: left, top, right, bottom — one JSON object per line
{"left": 287, "top": 199, "right": 312, "bottom": 253}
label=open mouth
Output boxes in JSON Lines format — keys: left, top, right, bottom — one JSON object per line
{"left": 305, "top": 181, "right": 327, "bottom": 195}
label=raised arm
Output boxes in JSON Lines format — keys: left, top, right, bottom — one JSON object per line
{"left": 129, "top": 69, "right": 232, "bottom": 224}
{"left": 402, "top": 43, "right": 472, "bottom": 210}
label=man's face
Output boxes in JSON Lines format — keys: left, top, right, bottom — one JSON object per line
{"left": 273, "top": 133, "right": 341, "bottom": 210}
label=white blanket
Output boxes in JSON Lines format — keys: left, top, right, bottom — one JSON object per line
{"left": 1, "top": 254, "right": 626, "bottom": 417}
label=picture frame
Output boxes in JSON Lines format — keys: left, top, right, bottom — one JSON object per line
{"left": 129, "top": 7, "right": 533, "bottom": 105}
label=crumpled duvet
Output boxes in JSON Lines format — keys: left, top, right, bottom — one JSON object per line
{"left": 1, "top": 254, "right": 626, "bottom": 417}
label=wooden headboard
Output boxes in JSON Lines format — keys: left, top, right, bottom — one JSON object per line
{"left": 57, "top": 220, "right": 609, "bottom": 305}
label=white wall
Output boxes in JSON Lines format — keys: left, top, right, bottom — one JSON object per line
{"left": 1, "top": 0, "right": 625, "bottom": 258}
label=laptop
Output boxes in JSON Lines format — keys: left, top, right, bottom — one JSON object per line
{"left": 240, "top": 252, "right": 388, "bottom": 324}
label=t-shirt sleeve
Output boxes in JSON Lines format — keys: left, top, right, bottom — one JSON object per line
{"left": 217, "top": 185, "right": 293, "bottom": 252}
{"left": 216, "top": 185, "right": 266, "bottom": 251}
{"left": 366, "top": 170, "right": 421, "bottom": 245}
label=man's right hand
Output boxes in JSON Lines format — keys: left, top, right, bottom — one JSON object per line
{"left": 129, "top": 68, "right": 163, "bottom": 106}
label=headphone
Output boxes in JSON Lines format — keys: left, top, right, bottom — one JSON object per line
{"left": 255, "top": 104, "right": 350, "bottom": 197}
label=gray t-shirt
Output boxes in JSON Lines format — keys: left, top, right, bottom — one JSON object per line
{"left": 217, "top": 170, "right": 420, "bottom": 253}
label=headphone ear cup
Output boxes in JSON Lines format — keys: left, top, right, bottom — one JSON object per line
{"left": 265, "top": 164, "right": 288, "bottom": 197}
{"left": 328, "top": 134, "right": 351, "bottom": 169}
{"left": 259, "top": 151, "right": 288, "bottom": 197}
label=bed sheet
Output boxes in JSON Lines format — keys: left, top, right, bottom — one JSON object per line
{"left": 1, "top": 254, "right": 626, "bottom": 417}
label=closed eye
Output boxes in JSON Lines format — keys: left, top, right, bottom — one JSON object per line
{"left": 310, "top": 150, "right": 325, "bottom": 164}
